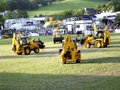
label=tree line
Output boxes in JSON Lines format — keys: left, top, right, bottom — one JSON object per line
{"left": 0, "top": 0, "right": 120, "bottom": 25}
{"left": 96, "top": 0, "right": 120, "bottom": 12}
{"left": 0, "top": 0, "right": 63, "bottom": 11}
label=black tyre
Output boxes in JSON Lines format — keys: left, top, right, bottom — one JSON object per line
{"left": 85, "top": 43, "right": 90, "bottom": 48}
{"left": 12, "top": 45, "right": 16, "bottom": 52}
{"left": 76, "top": 59, "right": 80, "bottom": 63}
{"left": 54, "top": 40, "right": 56, "bottom": 44}
{"left": 24, "top": 47, "right": 31, "bottom": 55}
{"left": 95, "top": 41, "right": 101, "bottom": 48}
{"left": 104, "top": 38, "right": 109, "bottom": 47}
{"left": 34, "top": 48, "right": 39, "bottom": 53}
{"left": 59, "top": 49, "right": 63, "bottom": 55}
{"left": 104, "top": 44, "right": 108, "bottom": 48}
{"left": 62, "top": 60, "right": 66, "bottom": 64}
{"left": 60, "top": 40, "right": 62, "bottom": 43}
{"left": 17, "top": 53, "right": 22, "bottom": 55}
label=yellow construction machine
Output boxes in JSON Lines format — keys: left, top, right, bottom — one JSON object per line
{"left": 1, "top": 29, "right": 16, "bottom": 39}
{"left": 12, "top": 32, "right": 40, "bottom": 55}
{"left": 81, "top": 25, "right": 110, "bottom": 48}
{"left": 59, "top": 34, "right": 81, "bottom": 64}
{"left": 53, "top": 27, "right": 64, "bottom": 44}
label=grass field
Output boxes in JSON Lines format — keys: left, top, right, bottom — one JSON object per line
{"left": 28, "top": 0, "right": 108, "bottom": 17}
{"left": 0, "top": 33, "right": 120, "bottom": 90}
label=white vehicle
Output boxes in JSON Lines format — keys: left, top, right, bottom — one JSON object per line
{"left": 95, "top": 11, "right": 120, "bottom": 21}
{"left": 115, "top": 29, "right": 120, "bottom": 33}
{"left": 28, "top": 32, "right": 39, "bottom": 36}
{"left": 65, "top": 20, "right": 93, "bottom": 34}
{"left": 75, "top": 20, "right": 93, "bottom": 34}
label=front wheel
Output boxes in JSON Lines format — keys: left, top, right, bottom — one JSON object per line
{"left": 104, "top": 38, "right": 109, "bottom": 47}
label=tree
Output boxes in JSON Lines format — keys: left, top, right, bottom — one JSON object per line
{"left": 5, "top": 11, "right": 17, "bottom": 19}
{"left": 0, "top": 0, "right": 60, "bottom": 11}
{"left": 17, "top": 10, "right": 29, "bottom": 18}
{"left": 5, "top": 10, "right": 29, "bottom": 19}
{"left": 96, "top": 1, "right": 120, "bottom": 12}
{"left": 115, "top": 14, "right": 120, "bottom": 25}
{"left": 0, "top": 15, "right": 5, "bottom": 24}
{"left": 0, "top": 0, "right": 9, "bottom": 11}
{"left": 8, "top": 0, "right": 31, "bottom": 10}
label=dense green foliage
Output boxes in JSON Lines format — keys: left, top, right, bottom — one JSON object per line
{"left": 0, "top": 0, "right": 112, "bottom": 18}
{"left": 28, "top": 0, "right": 108, "bottom": 17}
{"left": 0, "top": 0, "right": 63, "bottom": 11}
{"left": 50, "top": 9, "right": 85, "bottom": 20}
{"left": 4, "top": 10, "right": 29, "bottom": 19}
{"left": 115, "top": 14, "right": 120, "bottom": 25}
{"left": 96, "top": 1, "right": 120, "bottom": 13}
{"left": 0, "top": 15, "right": 5, "bottom": 24}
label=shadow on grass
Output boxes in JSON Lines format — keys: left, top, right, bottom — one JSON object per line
{"left": 108, "top": 45, "right": 120, "bottom": 48}
{"left": 0, "top": 55, "right": 35, "bottom": 59}
{"left": 0, "top": 51, "right": 59, "bottom": 59}
{"left": 82, "top": 57, "right": 120, "bottom": 64}
{"left": 110, "top": 41, "right": 120, "bottom": 45}
{"left": 110, "top": 33, "right": 120, "bottom": 36}
{"left": 81, "top": 47, "right": 120, "bottom": 53}
{"left": 45, "top": 46, "right": 62, "bottom": 49}
{"left": 0, "top": 72, "right": 119, "bottom": 90}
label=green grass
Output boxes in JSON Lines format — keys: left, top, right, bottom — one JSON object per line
{"left": 0, "top": 33, "right": 120, "bottom": 90}
{"left": 28, "top": 0, "right": 108, "bottom": 17}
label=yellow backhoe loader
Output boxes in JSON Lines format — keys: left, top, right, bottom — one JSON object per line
{"left": 12, "top": 32, "right": 40, "bottom": 55}
{"left": 59, "top": 34, "right": 81, "bottom": 64}
{"left": 81, "top": 25, "right": 110, "bottom": 48}
{"left": 1, "top": 29, "right": 16, "bottom": 39}
{"left": 53, "top": 27, "right": 64, "bottom": 44}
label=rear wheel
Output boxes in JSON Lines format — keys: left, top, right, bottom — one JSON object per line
{"left": 12, "top": 45, "right": 16, "bottom": 52}
{"left": 62, "top": 60, "right": 66, "bottom": 64}
{"left": 95, "top": 41, "right": 101, "bottom": 48}
{"left": 104, "top": 44, "right": 108, "bottom": 47}
{"left": 34, "top": 48, "right": 39, "bottom": 53}
{"left": 60, "top": 40, "right": 62, "bottom": 43}
{"left": 24, "top": 47, "right": 31, "bottom": 55}
{"left": 104, "top": 38, "right": 109, "bottom": 47}
{"left": 76, "top": 59, "right": 80, "bottom": 63}
{"left": 59, "top": 49, "right": 63, "bottom": 55}
{"left": 62, "top": 41, "right": 64, "bottom": 47}
{"left": 54, "top": 40, "right": 56, "bottom": 44}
